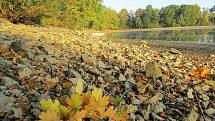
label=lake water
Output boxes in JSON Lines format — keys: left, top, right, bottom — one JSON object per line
{"left": 108, "top": 28, "right": 215, "bottom": 45}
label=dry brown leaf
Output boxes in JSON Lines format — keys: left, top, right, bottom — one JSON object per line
{"left": 43, "top": 78, "right": 58, "bottom": 88}
{"left": 62, "top": 82, "right": 73, "bottom": 89}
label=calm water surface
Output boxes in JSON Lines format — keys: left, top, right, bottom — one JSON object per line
{"left": 109, "top": 28, "right": 215, "bottom": 44}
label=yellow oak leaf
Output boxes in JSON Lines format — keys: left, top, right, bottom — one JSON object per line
{"left": 92, "top": 87, "right": 103, "bottom": 99}
{"left": 76, "top": 81, "right": 83, "bottom": 94}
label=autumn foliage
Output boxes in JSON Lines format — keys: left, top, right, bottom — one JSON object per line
{"left": 190, "top": 67, "right": 211, "bottom": 80}
{"left": 39, "top": 81, "right": 126, "bottom": 121}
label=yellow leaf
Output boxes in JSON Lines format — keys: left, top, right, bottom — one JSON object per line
{"left": 74, "top": 110, "right": 88, "bottom": 121}
{"left": 39, "top": 111, "right": 62, "bottom": 121}
{"left": 92, "top": 87, "right": 103, "bottom": 99}
{"left": 40, "top": 99, "right": 60, "bottom": 113}
{"left": 66, "top": 94, "right": 82, "bottom": 111}
{"left": 76, "top": 81, "right": 83, "bottom": 94}
{"left": 59, "top": 105, "right": 70, "bottom": 119}
{"left": 103, "top": 106, "right": 116, "bottom": 118}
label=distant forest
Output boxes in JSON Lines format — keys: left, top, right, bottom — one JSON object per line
{"left": 0, "top": 0, "right": 215, "bottom": 30}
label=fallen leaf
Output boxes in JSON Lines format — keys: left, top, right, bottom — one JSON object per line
{"left": 92, "top": 87, "right": 103, "bottom": 99}
{"left": 43, "top": 78, "right": 58, "bottom": 88}
{"left": 75, "top": 81, "right": 83, "bottom": 94}
{"left": 39, "top": 110, "right": 62, "bottom": 121}
{"left": 191, "top": 67, "right": 211, "bottom": 80}
{"left": 62, "top": 82, "right": 73, "bottom": 89}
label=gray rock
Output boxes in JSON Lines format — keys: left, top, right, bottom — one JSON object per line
{"left": 88, "top": 66, "right": 100, "bottom": 75}
{"left": 69, "top": 78, "right": 84, "bottom": 84}
{"left": 146, "top": 61, "right": 162, "bottom": 78}
{"left": 10, "top": 40, "right": 26, "bottom": 52}
{"left": 169, "top": 48, "right": 181, "bottom": 55}
{"left": 35, "top": 55, "right": 46, "bottom": 62}
{"left": 38, "top": 44, "right": 53, "bottom": 55}
{"left": 0, "top": 57, "right": 12, "bottom": 69}
{"left": 82, "top": 54, "right": 97, "bottom": 66}
{"left": 205, "top": 108, "right": 215, "bottom": 115}
{"left": 68, "top": 69, "right": 82, "bottom": 78}
{"left": 97, "top": 61, "right": 107, "bottom": 69}
{"left": 152, "top": 102, "right": 166, "bottom": 113}
{"left": 152, "top": 113, "right": 164, "bottom": 121}
{"left": 202, "top": 101, "right": 209, "bottom": 108}
{"left": 18, "top": 67, "right": 32, "bottom": 78}
{"left": 118, "top": 73, "right": 126, "bottom": 81}
{"left": 0, "top": 77, "right": 18, "bottom": 87}
{"left": 187, "top": 110, "right": 198, "bottom": 121}
{"left": 202, "top": 94, "right": 210, "bottom": 101}
{"left": 26, "top": 49, "right": 35, "bottom": 59}
{"left": 0, "top": 92, "right": 15, "bottom": 113}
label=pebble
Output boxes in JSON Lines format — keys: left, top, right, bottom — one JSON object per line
{"left": 0, "top": 77, "right": 18, "bottom": 87}
{"left": 18, "top": 67, "right": 32, "bottom": 78}
{"left": 10, "top": 40, "right": 26, "bottom": 52}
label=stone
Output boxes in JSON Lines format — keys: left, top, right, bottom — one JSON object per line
{"left": 69, "top": 78, "right": 84, "bottom": 84}
{"left": 38, "top": 44, "right": 53, "bottom": 55}
{"left": 68, "top": 69, "right": 82, "bottom": 78}
{"left": 151, "top": 113, "right": 164, "bottom": 121}
{"left": 201, "top": 85, "right": 210, "bottom": 92}
{"left": 10, "top": 40, "right": 26, "bottom": 52}
{"left": 87, "top": 66, "right": 100, "bottom": 75}
{"left": 205, "top": 108, "right": 215, "bottom": 115}
{"left": 187, "top": 110, "right": 198, "bottom": 121}
{"left": 169, "top": 48, "right": 181, "bottom": 55}
{"left": 152, "top": 102, "right": 166, "bottom": 113}
{"left": 82, "top": 54, "right": 97, "bottom": 66}
{"left": 202, "top": 94, "right": 210, "bottom": 101}
{"left": 118, "top": 73, "right": 126, "bottom": 81}
{"left": 18, "top": 67, "right": 32, "bottom": 78}
{"left": 0, "top": 57, "right": 12, "bottom": 69}
{"left": 97, "top": 61, "right": 107, "bottom": 69}
{"left": 187, "top": 89, "right": 194, "bottom": 99}
{"left": 148, "top": 92, "right": 163, "bottom": 104}
{"left": 0, "top": 77, "right": 18, "bottom": 87}
{"left": 124, "top": 68, "right": 133, "bottom": 77}
{"left": 146, "top": 61, "right": 162, "bottom": 78}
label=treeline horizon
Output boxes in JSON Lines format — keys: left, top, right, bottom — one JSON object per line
{"left": 0, "top": 0, "right": 215, "bottom": 30}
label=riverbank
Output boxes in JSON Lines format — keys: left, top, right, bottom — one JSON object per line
{"left": 0, "top": 20, "right": 215, "bottom": 121}
{"left": 102, "top": 26, "right": 215, "bottom": 33}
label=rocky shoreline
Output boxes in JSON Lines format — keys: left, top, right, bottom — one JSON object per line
{"left": 0, "top": 21, "right": 215, "bottom": 121}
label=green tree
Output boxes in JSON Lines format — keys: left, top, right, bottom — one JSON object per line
{"left": 199, "top": 8, "right": 210, "bottom": 25}
{"left": 160, "top": 5, "right": 180, "bottom": 27}
{"left": 178, "top": 5, "right": 201, "bottom": 26}
{"left": 134, "top": 8, "right": 143, "bottom": 28}
{"left": 142, "top": 5, "right": 154, "bottom": 28}
{"left": 118, "top": 8, "right": 129, "bottom": 29}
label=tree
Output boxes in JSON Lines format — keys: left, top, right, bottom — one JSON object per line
{"left": 178, "top": 4, "right": 201, "bottom": 26}
{"left": 118, "top": 8, "right": 129, "bottom": 29}
{"left": 160, "top": 5, "right": 180, "bottom": 27}
{"left": 199, "top": 8, "right": 210, "bottom": 25}
{"left": 142, "top": 5, "right": 153, "bottom": 28}
{"left": 142, "top": 5, "right": 159, "bottom": 28}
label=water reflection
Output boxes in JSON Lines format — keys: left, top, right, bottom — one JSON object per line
{"left": 109, "top": 28, "right": 215, "bottom": 44}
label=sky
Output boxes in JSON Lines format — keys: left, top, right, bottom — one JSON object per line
{"left": 103, "top": 0, "right": 215, "bottom": 12}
